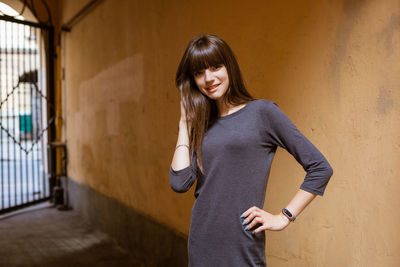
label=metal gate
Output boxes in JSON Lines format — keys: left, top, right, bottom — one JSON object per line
{"left": 0, "top": 16, "right": 54, "bottom": 214}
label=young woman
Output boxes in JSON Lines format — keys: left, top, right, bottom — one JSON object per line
{"left": 169, "top": 34, "right": 333, "bottom": 267}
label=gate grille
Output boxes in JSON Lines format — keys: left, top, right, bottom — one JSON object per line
{"left": 0, "top": 16, "right": 54, "bottom": 213}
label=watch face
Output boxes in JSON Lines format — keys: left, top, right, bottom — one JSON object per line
{"left": 283, "top": 208, "right": 293, "bottom": 218}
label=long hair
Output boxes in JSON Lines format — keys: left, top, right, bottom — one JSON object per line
{"left": 175, "top": 34, "right": 254, "bottom": 175}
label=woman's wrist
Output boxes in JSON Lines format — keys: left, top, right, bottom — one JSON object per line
{"left": 176, "top": 144, "right": 189, "bottom": 150}
{"left": 279, "top": 212, "right": 290, "bottom": 224}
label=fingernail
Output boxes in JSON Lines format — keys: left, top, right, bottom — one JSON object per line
{"left": 242, "top": 220, "right": 247, "bottom": 225}
{"left": 240, "top": 213, "right": 245, "bottom": 218}
{"left": 245, "top": 225, "right": 249, "bottom": 230}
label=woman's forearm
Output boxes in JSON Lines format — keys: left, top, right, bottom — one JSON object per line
{"left": 284, "top": 189, "right": 317, "bottom": 219}
{"left": 171, "top": 120, "right": 191, "bottom": 171}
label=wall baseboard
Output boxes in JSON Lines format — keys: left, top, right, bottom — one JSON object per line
{"left": 63, "top": 177, "right": 188, "bottom": 266}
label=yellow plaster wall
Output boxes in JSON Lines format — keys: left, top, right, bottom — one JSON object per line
{"left": 60, "top": 0, "right": 400, "bottom": 266}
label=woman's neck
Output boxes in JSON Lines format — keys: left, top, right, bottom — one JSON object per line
{"left": 216, "top": 98, "right": 246, "bottom": 117}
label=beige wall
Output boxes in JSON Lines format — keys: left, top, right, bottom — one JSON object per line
{"left": 60, "top": 0, "right": 400, "bottom": 266}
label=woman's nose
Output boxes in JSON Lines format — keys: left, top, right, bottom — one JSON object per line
{"left": 204, "top": 69, "right": 214, "bottom": 82}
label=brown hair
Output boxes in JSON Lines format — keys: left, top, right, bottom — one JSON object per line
{"left": 176, "top": 34, "right": 254, "bottom": 175}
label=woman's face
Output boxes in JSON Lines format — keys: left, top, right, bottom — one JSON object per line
{"left": 193, "top": 64, "right": 229, "bottom": 101}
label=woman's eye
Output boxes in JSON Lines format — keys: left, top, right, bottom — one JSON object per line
{"left": 211, "top": 65, "right": 222, "bottom": 70}
{"left": 194, "top": 65, "right": 221, "bottom": 76}
{"left": 194, "top": 71, "right": 204, "bottom": 76}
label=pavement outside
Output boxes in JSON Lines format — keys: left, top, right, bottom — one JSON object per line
{"left": 0, "top": 202, "right": 145, "bottom": 266}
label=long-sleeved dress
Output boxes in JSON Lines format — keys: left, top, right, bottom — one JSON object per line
{"left": 169, "top": 99, "right": 333, "bottom": 267}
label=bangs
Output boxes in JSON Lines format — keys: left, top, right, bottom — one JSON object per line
{"left": 187, "top": 44, "right": 226, "bottom": 74}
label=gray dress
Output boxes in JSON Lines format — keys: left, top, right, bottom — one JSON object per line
{"left": 169, "top": 99, "right": 333, "bottom": 267}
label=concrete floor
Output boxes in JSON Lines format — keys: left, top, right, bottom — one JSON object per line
{"left": 0, "top": 202, "right": 145, "bottom": 266}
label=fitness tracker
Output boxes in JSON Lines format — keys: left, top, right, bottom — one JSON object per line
{"left": 282, "top": 208, "right": 296, "bottom": 222}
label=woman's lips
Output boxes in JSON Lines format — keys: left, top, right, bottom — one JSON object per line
{"left": 207, "top": 84, "right": 220, "bottom": 92}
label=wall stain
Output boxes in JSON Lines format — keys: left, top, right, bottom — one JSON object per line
{"left": 377, "top": 87, "right": 393, "bottom": 115}
{"left": 330, "top": 0, "right": 365, "bottom": 103}
{"left": 81, "top": 143, "right": 95, "bottom": 175}
{"left": 378, "top": 13, "right": 400, "bottom": 55}
{"left": 268, "top": 254, "right": 289, "bottom": 262}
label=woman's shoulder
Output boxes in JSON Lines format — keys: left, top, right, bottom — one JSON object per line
{"left": 249, "top": 99, "right": 286, "bottom": 122}
{"left": 250, "top": 98, "right": 279, "bottom": 110}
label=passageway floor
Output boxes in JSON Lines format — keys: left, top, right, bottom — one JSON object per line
{"left": 0, "top": 202, "right": 144, "bottom": 266}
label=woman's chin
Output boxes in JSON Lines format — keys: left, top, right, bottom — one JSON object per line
{"left": 202, "top": 90, "right": 226, "bottom": 101}
{"left": 207, "top": 92, "right": 221, "bottom": 99}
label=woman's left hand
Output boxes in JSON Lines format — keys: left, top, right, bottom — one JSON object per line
{"left": 241, "top": 206, "right": 290, "bottom": 234}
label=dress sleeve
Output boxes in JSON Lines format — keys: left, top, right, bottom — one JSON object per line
{"left": 169, "top": 151, "right": 198, "bottom": 193}
{"left": 262, "top": 101, "right": 333, "bottom": 196}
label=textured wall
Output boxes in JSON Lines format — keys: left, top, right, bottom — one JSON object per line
{"left": 61, "top": 0, "right": 400, "bottom": 266}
